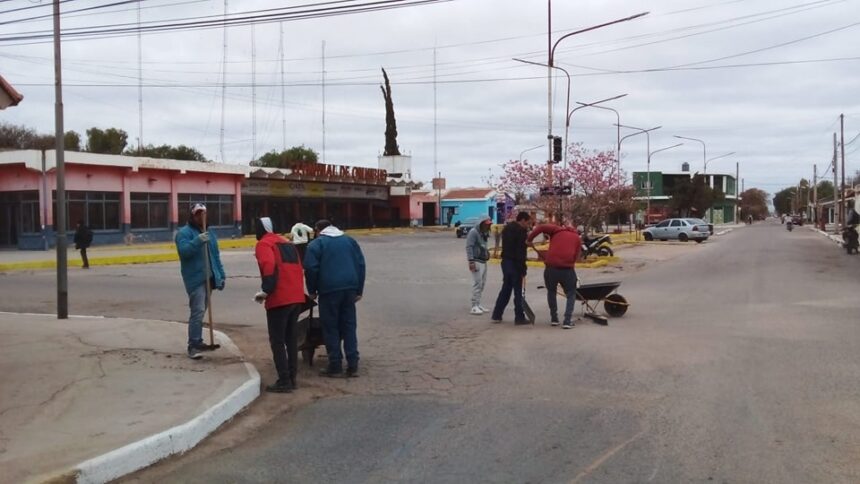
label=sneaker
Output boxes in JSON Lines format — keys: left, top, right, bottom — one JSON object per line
{"left": 319, "top": 367, "right": 343, "bottom": 378}
{"left": 550, "top": 318, "right": 560, "bottom": 327}
{"left": 187, "top": 347, "right": 203, "bottom": 360}
{"left": 514, "top": 319, "right": 530, "bottom": 326}
{"left": 346, "top": 367, "right": 359, "bottom": 378}
{"left": 490, "top": 317, "right": 502, "bottom": 324}
{"left": 478, "top": 305, "right": 490, "bottom": 312}
{"left": 470, "top": 306, "right": 484, "bottom": 315}
{"left": 192, "top": 343, "right": 220, "bottom": 352}
{"left": 562, "top": 321, "right": 575, "bottom": 329}
{"left": 265, "top": 380, "right": 294, "bottom": 393}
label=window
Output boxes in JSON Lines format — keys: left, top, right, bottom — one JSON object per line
{"left": 54, "top": 191, "right": 121, "bottom": 230}
{"left": 178, "top": 194, "right": 234, "bottom": 227}
{"left": 656, "top": 220, "right": 670, "bottom": 228}
{"left": 131, "top": 193, "right": 169, "bottom": 229}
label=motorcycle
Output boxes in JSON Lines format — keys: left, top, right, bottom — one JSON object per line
{"left": 581, "top": 233, "right": 614, "bottom": 259}
{"left": 842, "top": 225, "right": 859, "bottom": 254}
{"left": 786, "top": 221, "right": 793, "bottom": 232}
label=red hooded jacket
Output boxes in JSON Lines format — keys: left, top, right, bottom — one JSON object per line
{"left": 255, "top": 232, "right": 305, "bottom": 310}
{"left": 527, "top": 224, "right": 581, "bottom": 269}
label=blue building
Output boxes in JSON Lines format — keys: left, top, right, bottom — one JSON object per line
{"left": 442, "top": 188, "right": 500, "bottom": 225}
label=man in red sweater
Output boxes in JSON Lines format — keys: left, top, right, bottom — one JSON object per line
{"left": 527, "top": 222, "right": 582, "bottom": 329}
{"left": 254, "top": 217, "right": 307, "bottom": 393}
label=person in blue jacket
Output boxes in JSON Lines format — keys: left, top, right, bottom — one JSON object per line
{"left": 303, "top": 219, "right": 365, "bottom": 378}
{"left": 175, "top": 203, "right": 226, "bottom": 359}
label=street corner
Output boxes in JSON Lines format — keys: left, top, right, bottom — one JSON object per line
{"left": 0, "top": 312, "right": 259, "bottom": 484}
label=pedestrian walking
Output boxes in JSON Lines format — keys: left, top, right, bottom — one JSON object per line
{"left": 175, "top": 203, "right": 225, "bottom": 359}
{"left": 290, "top": 221, "right": 314, "bottom": 261}
{"left": 490, "top": 211, "right": 531, "bottom": 325}
{"left": 254, "top": 217, "right": 306, "bottom": 393}
{"left": 303, "top": 220, "right": 366, "bottom": 378}
{"left": 73, "top": 220, "right": 93, "bottom": 269}
{"left": 527, "top": 222, "right": 581, "bottom": 329}
{"left": 466, "top": 215, "right": 492, "bottom": 315}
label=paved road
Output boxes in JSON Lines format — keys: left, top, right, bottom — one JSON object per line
{"left": 3, "top": 225, "right": 859, "bottom": 483}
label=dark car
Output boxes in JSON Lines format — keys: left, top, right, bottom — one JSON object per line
{"left": 790, "top": 214, "right": 803, "bottom": 226}
{"left": 455, "top": 217, "right": 481, "bottom": 238}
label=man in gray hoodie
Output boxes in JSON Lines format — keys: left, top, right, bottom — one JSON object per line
{"left": 466, "top": 216, "right": 493, "bottom": 315}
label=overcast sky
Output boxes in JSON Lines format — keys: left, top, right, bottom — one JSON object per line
{"left": 2, "top": 0, "right": 859, "bottom": 195}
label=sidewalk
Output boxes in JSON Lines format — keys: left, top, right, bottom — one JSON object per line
{"left": 0, "top": 313, "right": 259, "bottom": 484}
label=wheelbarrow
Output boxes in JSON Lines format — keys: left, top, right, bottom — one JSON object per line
{"left": 536, "top": 281, "right": 629, "bottom": 326}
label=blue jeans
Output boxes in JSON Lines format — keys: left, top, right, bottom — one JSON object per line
{"left": 544, "top": 266, "right": 577, "bottom": 323}
{"left": 318, "top": 290, "right": 359, "bottom": 370}
{"left": 187, "top": 284, "right": 208, "bottom": 348}
{"left": 491, "top": 258, "right": 525, "bottom": 321}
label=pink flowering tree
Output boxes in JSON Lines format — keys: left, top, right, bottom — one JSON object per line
{"left": 492, "top": 144, "right": 634, "bottom": 228}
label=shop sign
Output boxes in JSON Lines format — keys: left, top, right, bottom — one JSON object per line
{"left": 291, "top": 163, "right": 388, "bottom": 183}
{"left": 243, "top": 179, "right": 388, "bottom": 200}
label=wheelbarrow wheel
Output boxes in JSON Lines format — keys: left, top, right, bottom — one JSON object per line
{"left": 604, "top": 294, "right": 629, "bottom": 317}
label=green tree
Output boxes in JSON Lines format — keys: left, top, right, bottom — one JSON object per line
{"left": 739, "top": 188, "right": 769, "bottom": 220}
{"left": 773, "top": 187, "right": 796, "bottom": 215}
{"left": 64, "top": 131, "right": 81, "bottom": 151}
{"left": 815, "top": 180, "right": 834, "bottom": 202}
{"left": 127, "top": 143, "right": 209, "bottom": 162}
{"left": 85, "top": 127, "right": 128, "bottom": 154}
{"left": 669, "top": 174, "right": 725, "bottom": 218}
{"left": 0, "top": 122, "right": 81, "bottom": 151}
{"left": 251, "top": 146, "right": 318, "bottom": 168}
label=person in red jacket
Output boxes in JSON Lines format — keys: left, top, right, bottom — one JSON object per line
{"left": 254, "top": 217, "right": 306, "bottom": 393}
{"left": 527, "top": 222, "right": 582, "bottom": 329}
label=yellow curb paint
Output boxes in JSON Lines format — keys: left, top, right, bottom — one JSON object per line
{"left": 0, "top": 253, "right": 179, "bottom": 272}
{"left": 488, "top": 255, "right": 620, "bottom": 270}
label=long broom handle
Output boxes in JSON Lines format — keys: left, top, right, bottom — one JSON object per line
{"left": 202, "top": 217, "right": 215, "bottom": 346}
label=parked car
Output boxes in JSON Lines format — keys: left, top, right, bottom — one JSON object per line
{"left": 790, "top": 214, "right": 803, "bottom": 226}
{"left": 642, "top": 218, "right": 710, "bottom": 243}
{"left": 455, "top": 217, "right": 481, "bottom": 238}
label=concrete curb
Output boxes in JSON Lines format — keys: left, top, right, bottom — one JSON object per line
{"left": 808, "top": 226, "right": 844, "bottom": 245}
{"left": 715, "top": 229, "right": 733, "bottom": 236}
{"left": 72, "top": 329, "right": 260, "bottom": 484}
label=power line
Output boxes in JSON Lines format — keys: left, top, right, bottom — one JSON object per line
{"left": 0, "top": 0, "right": 76, "bottom": 16}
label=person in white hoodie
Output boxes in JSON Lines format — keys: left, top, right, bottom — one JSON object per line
{"left": 290, "top": 221, "right": 314, "bottom": 260}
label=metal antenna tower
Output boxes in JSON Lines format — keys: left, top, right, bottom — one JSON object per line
{"left": 219, "top": 0, "right": 228, "bottom": 163}
{"left": 279, "top": 22, "right": 286, "bottom": 151}
{"left": 322, "top": 40, "right": 326, "bottom": 163}
{"left": 251, "top": 23, "right": 257, "bottom": 162}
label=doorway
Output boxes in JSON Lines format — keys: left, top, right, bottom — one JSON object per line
{"left": 422, "top": 202, "right": 436, "bottom": 226}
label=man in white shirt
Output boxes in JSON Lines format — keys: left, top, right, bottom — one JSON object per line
{"left": 290, "top": 222, "right": 314, "bottom": 260}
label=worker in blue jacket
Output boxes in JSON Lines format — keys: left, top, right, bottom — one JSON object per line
{"left": 303, "top": 219, "right": 365, "bottom": 378}
{"left": 175, "top": 203, "right": 226, "bottom": 359}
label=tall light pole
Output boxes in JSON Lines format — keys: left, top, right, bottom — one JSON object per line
{"left": 571, "top": 93, "right": 627, "bottom": 179}
{"left": 519, "top": 144, "right": 544, "bottom": 162}
{"left": 704, "top": 151, "right": 735, "bottom": 173}
{"left": 674, "top": 135, "right": 707, "bottom": 173}
{"left": 647, "top": 143, "right": 683, "bottom": 220}
{"left": 53, "top": 0, "right": 68, "bottom": 319}
{"left": 514, "top": 58, "right": 570, "bottom": 173}
{"left": 619, "top": 125, "right": 661, "bottom": 223}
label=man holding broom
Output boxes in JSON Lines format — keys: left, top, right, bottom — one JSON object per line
{"left": 175, "top": 203, "right": 226, "bottom": 359}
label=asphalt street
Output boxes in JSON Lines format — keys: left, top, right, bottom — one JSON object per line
{"left": 2, "top": 224, "right": 859, "bottom": 483}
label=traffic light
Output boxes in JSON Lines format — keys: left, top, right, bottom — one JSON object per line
{"left": 552, "top": 136, "right": 562, "bottom": 163}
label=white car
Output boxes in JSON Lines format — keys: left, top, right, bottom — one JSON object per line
{"left": 643, "top": 218, "right": 710, "bottom": 243}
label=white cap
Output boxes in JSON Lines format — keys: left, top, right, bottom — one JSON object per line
{"left": 190, "top": 203, "right": 207, "bottom": 214}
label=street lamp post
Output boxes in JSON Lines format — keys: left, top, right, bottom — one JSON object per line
{"left": 674, "top": 135, "right": 707, "bottom": 173}
{"left": 570, "top": 93, "right": 627, "bottom": 179}
{"left": 704, "top": 151, "right": 735, "bottom": 173}
{"left": 519, "top": 144, "right": 544, "bottom": 162}
{"left": 619, "top": 125, "right": 661, "bottom": 223}
{"left": 647, "top": 143, "right": 684, "bottom": 225}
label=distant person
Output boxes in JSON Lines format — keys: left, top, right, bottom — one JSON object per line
{"left": 304, "top": 219, "right": 366, "bottom": 378}
{"left": 290, "top": 221, "right": 315, "bottom": 260}
{"left": 748, "top": 215, "right": 753, "bottom": 225}
{"left": 175, "top": 203, "right": 225, "bottom": 360}
{"left": 465, "top": 215, "right": 492, "bottom": 315}
{"left": 527, "top": 222, "right": 581, "bottom": 329}
{"left": 73, "top": 220, "right": 93, "bottom": 269}
{"left": 490, "top": 211, "right": 531, "bottom": 325}
{"left": 254, "top": 217, "right": 305, "bottom": 393}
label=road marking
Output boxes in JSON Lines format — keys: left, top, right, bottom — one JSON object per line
{"left": 570, "top": 428, "right": 648, "bottom": 483}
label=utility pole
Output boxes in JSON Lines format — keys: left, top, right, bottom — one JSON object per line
{"left": 53, "top": 0, "right": 68, "bottom": 319}
{"left": 279, "top": 22, "right": 286, "bottom": 151}
{"left": 219, "top": 0, "right": 228, "bottom": 163}
{"left": 137, "top": 0, "right": 143, "bottom": 153}
{"left": 833, "top": 132, "right": 838, "bottom": 230}
{"left": 840, "top": 114, "right": 846, "bottom": 227}
{"left": 546, "top": 0, "right": 552, "bottom": 182}
{"left": 813, "top": 164, "right": 818, "bottom": 225}
{"left": 433, "top": 45, "right": 438, "bottom": 224}
{"left": 735, "top": 161, "right": 739, "bottom": 223}
{"left": 251, "top": 23, "right": 257, "bottom": 162}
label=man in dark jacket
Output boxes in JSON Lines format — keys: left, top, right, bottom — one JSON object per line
{"left": 73, "top": 220, "right": 93, "bottom": 269}
{"left": 527, "top": 222, "right": 581, "bottom": 329}
{"left": 490, "top": 211, "right": 531, "bottom": 325}
{"left": 304, "top": 220, "right": 366, "bottom": 377}
{"left": 254, "top": 217, "right": 306, "bottom": 393}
